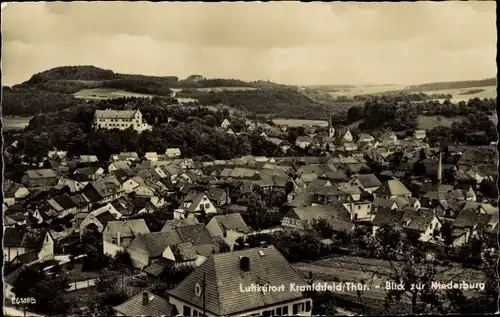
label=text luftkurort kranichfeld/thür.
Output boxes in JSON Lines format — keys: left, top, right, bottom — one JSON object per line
{"left": 239, "top": 281, "right": 486, "bottom": 293}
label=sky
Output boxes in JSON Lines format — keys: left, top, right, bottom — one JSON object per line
{"left": 1, "top": 1, "right": 497, "bottom": 86}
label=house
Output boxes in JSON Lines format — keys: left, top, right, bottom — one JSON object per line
{"left": 108, "top": 160, "right": 132, "bottom": 172}
{"left": 78, "top": 155, "right": 99, "bottom": 163}
{"left": 282, "top": 204, "right": 353, "bottom": 232}
{"left": 379, "top": 132, "right": 398, "bottom": 144}
{"left": 401, "top": 209, "right": 441, "bottom": 242}
{"left": 103, "top": 219, "right": 150, "bottom": 257}
{"left": 373, "top": 180, "right": 412, "bottom": 199}
{"left": 413, "top": 130, "right": 427, "bottom": 140}
{"left": 46, "top": 194, "right": 78, "bottom": 218}
{"left": 167, "top": 245, "right": 313, "bottom": 317}
{"left": 3, "top": 182, "right": 30, "bottom": 206}
{"left": 4, "top": 228, "right": 54, "bottom": 263}
{"left": 358, "top": 134, "right": 375, "bottom": 143}
{"left": 144, "top": 152, "right": 159, "bottom": 161}
{"left": 163, "top": 242, "right": 199, "bottom": 269}
{"left": 114, "top": 291, "right": 178, "bottom": 317}
{"left": 206, "top": 187, "right": 231, "bottom": 206}
{"left": 83, "top": 176, "right": 125, "bottom": 204}
{"left": 128, "top": 223, "right": 214, "bottom": 268}
{"left": 337, "top": 128, "right": 353, "bottom": 142}
{"left": 80, "top": 210, "right": 119, "bottom": 236}
{"left": 451, "top": 209, "right": 492, "bottom": 247}
{"left": 166, "top": 148, "right": 182, "bottom": 159}
{"left": 180, "top": 192, "right": 218, "bottom": 215}
{"left": 295, "top": 136, "right": 312, "bottom": 149}
{"left": 343, "top": 142, "right": 358, "bottom": 151}
{"left": 48, "top": 150, "right": 68, "bottom": 161}
{"left": 94, "top": 109, "right": 151, "bottom": 132}
{"left": 221, "top": 119, "right": 231, "bottom": 129}
{"left": 56, "top": 177, "right": 86, "bottom": 193}
{"left": 352, "top": 174, "right": 382, "bottom": 194}
{"left": 73, "top": 167, "right": 105, "bottom": 181}
{"left": 21, "top": 169, "right": 59, "bottom": 187}
{"left": 343, "top": 201, "right": 373, "bottom": 222}
{"left": 373, "top": 198, "right": 399, "bottom": 212}
{"left": 207, "top": 213, "right": 251, "bottom": 250}
{"left": 371, "top": 208, "right": 405, "bottom": 237}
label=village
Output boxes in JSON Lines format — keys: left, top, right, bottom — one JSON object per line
{"left": 3, "top": 107, "right": 498, "bottom": 316}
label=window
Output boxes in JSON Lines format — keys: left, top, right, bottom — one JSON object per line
{"left": 305, "top": 300, "right": 312, "bottom": 312}
{"left": 193, "top": 310, "right": 198, "bottom": 316}
{"left": 429, "top": 223, "right": 433, "bottom": 230}
{"left": 205, "top": 203, "right": 210, "bottom": 209}
{"left": 276, "top": 307, "right": 282, "bottom": 315}
{"left": 183, "top": 306, "right": 191, "bottom": 317}
{"left": 282, "top": 306, "right": 288, "bottom": 315}
{"left": 195, "top": 283, "right": 202, "bottom": 296}
{"left": 354, "top": 213, "right": 358, "bottom": 221}
{"left": 293, "top": 303, "right": 305, "bottom": 314}
{"left": 357, "top": 205, "right": 361, "bottom": 210}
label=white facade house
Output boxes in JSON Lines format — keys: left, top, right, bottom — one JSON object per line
{"left": 94, "top": 109, "right": 151, "bottom": 132}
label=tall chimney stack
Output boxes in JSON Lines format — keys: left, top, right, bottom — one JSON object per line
{"left": 437, "top": 151, "right": 443, "bottom": 184}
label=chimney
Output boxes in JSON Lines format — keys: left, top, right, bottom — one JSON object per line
{"left": 260, "top": 241, "right": 268, "bottom": 248}
{"left": 116, "top": 232, "right": 121, "bottom": 247}
{"left": 243, "top": 243, "right": 250, "bottom": 249}
{"left": 437, "top": 152, "right": 443, "bottom": 184}
{"left": 142, "top": 292, "right": 149, "bottom": 306}
{"left": 240, "top": 256, "right": 250, "bottom": 272}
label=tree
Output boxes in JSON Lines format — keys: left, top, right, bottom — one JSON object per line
{"left": 12, "top": 265, "right": 71, "bottom": 314}
{"left": 419, "top": 148, "right": 426, "bottom": 160}
{"left": 347, "top": 106, "right": 363, "bottom": 123}
{"left": 372, "top": 226, "right": 454, "bottom": 314}
{"left": 90, "top": 272, "right": 128, "bottom": 316}
{"left": 479, "top": 178, "right": 498, "bottom": 198}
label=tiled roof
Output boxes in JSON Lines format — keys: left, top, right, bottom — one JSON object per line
{"left": 177, "top": 224, "right": 214, "bottom": 246}
{"left": 144, "top": 258, "right": 172, "bottom": 277}
{"left": 130, "top": 231, "right": 183, "bottom": 258}
{"left": 292, "top": 204, "right": 351, "bottom": 222}
{"left": 3, "top": 182, "right": 25, "bottom": 197}
{"left": 356, "top": 174, "right": 382, "bottom": 189}
{"left": 372, "top": 208, "right": 405, "bottom": 227}
{"left": 170, "top": 242, "right": 198, "bottom": 262}
{"left": 161, "top": 218, "right": 200, "bottom": 232}
{"left": 167, "top": 246, "right": 308, "bottom": 316}
{"left": 374, "top": 180, "right": 412, "bottom": 197}
{"left": 212, "top": 213, "right": 251, "bottom": 234}
{"left": 113, "top": 291, "right": 176, "bottom": 316}
{"left": 95, "top": 211, "right": 117, "bottom": 227}
{"left": 25, "top": 169, "right": 58, "bottom": 179}
{"left": 4, "top": 228, "right": 48, "bottom": 249}
{"left": 105, "top": 219, "right": 150, "bottom": 239}
{"left": 95, "top": 109, "right": 138, "bottom": 119}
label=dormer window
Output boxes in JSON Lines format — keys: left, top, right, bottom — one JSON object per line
{"left": 195, "top": 283, "right": 202, "bottom": 296}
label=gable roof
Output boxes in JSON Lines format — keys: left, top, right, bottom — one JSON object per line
{"left": 4, "top": 228, "right": 50, "bottom": 250}
{"left": 212, "top": 213, "right": 251, "bottom": 234}
{"left": 95, "top": 211, "right": 117, "bottom": 227}
{"left": 176, "top": 224, "right": 214, "bottom": 246}
{"left": 169, "top": 242, "right": 198, "bottom": 262}
{"left": 25, "top": 169, "right": 58, "bottom": 179}
{"left": 374, "top": 180, "right": 412, "bottom": 197}
{"left": 3, "top": 182, "right": 26, "bottom": 197}
{"left": 113, "top": 291, "right": 176, "bottom": 317}
{"left": 355, "top": 174, "right": 382, "bottom": 189}
{"left": 371, "top": 208, "right": 405, "bottom": 227}
{"left": 161, "top": 218, "right": 200, "bottom": 232}
{"left": 104, "top": 219, "right": 150, "bottom": 239}
{"left": 130, "top": 231, "right": 183, "bottom": 258}
{"left": 167, "top": 246, "right": 307, "bottom": 316}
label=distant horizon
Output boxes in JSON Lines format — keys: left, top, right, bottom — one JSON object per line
{"left": 7, "top": 64, "right": 497, "bottom": 88}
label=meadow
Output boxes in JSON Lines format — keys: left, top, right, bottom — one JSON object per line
{"left": 73, "top": 88, "right": 155, "bottom": 100}
{"left": 272, "top": 118, "right": 329, "bottom": 127}
{"left": 2, "top": 116, "right": 33, "bottom": 131}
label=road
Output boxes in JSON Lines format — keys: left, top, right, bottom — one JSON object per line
{"left": 67, "top": 278, "right": 97, "bottom": 291}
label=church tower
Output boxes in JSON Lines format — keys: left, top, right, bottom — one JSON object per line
{"left": 328, "top": 115, "right": 335, "bottom": 139}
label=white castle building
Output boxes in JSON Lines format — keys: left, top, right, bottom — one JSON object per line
{"left": 94, "top": 109, "right": 151, "bottom": 132}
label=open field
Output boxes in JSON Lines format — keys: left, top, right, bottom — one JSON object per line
{"left": 327, "top": 84, "right": 408, "bottom": 97}
{"left": 272, "top": 118, "right": 329, "bottom": 127}
{"left": 422, "top": 85, "right": 497, "bottom": 102}
{"left": 73, "top": 88, "right": 155, "bottom": 100}
{"left": 417, "top": 114, "right": 497, "bottom": 130}
{"left": 2, "top": 116, "right": 33, "bottom": 131}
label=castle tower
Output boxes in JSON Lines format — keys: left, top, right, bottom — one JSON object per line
{"left": 328, "top": 115, "right": 335, "bottom": 139}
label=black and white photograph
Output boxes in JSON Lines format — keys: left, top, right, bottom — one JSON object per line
{"left": 2, "top": 1, "right": 498, "bottom": 316}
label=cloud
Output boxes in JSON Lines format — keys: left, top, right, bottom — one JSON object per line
{"left": 2, "top": 1, "right": 496, "bottom": 86}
